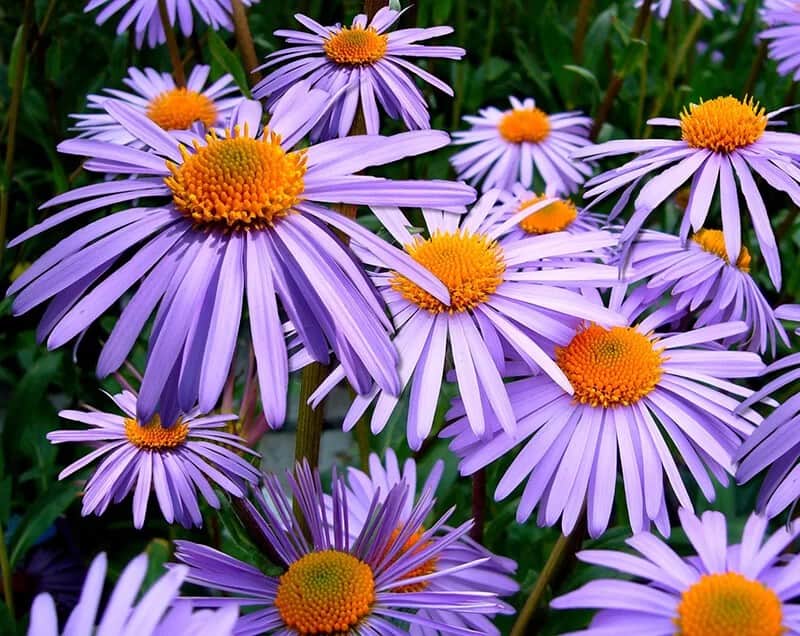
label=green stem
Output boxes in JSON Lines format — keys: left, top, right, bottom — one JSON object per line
{"left": 573, "top": 0, "right": 594, "bottom": 63}
{"left": 29, "top": 0, "right": 58, "bottom": 58}
{"left": 482, "top": 0, "right": 498, "bottom": 65}
{"left": 230, "top": 0, "right": 261, "bottom": 84}
{"left": 450, "top": 0, "right": 468, "bottom": 130}
{"left": 157, "top": 0, "right": 186, "bottom": 86}
{"left": 294, "top": 363, "right": 327, "bottom": 469}
{"left": 743, "top": 41, "right": 768, "bottom": 98}
{"left": 0, "top": 522, "right": 14, "bottom": 617}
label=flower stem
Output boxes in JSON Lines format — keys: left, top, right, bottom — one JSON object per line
{"left": 573, "top": 0, "right": 594, "bottom": 63}
{"left": 0, "top": 521, "right": 14, "bottom": 618}
{"left": 364, "top": 0, "right": 388, "bottom": 20}
{"left": 743, "top": 40, "right": 768, "bottom": 98}
{"left": 294, "top": 363, "right": 327, "bottom": 469}
{"left": 157, "top": 0, "right": 186, "bottom": 87}
{"left": 230, "top": 0, "right": 261, "bottom": 84}
{"left": 470, "top": 469, "right": 486, "bottom": 544}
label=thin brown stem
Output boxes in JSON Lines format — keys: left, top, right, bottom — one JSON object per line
{"left": 0, "top": 522, "right": 13, "bottom": 617}
{"left": 157, "top": 0, "right": 186, "bottom": 86}
{"left": 29, "top": 0, "right": 58, "bottom": 58}
{"left": 743, "top": 41, "right": 768, "bottom": 99}
{"left": 573, "top": 0, "right": 594, "bottom": 63}
{"left": 364, "top": 0, "right": 389, "bottom": 20}
{"left": 470, "top": 469, "right": 486, "bottom": 544}
{"left": 230, "top": 0, "right": 261, "bottom": 84}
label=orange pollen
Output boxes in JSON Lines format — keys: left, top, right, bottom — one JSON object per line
{"left": 165, "top": 126, "right": 307, "bottom": 231}
{"left": 275, "top": 550, "right": 375, "bottom": 635}
{"left": 675, "top": 572, "right": 784, "bottom": 636}
{"left": 692, "top": 229, "right": 751, "bottom": 272}
{"left": 390, "top": 230, "right": 506, "bottom": 314}
{"left": 385, "top": 528, "right": 439, "bottom": 593}
{"left": 680, "top": 96, "right": 767, "bottom": 153}
{"left": 498, "top": 108, "right": 551, "bottom": 144}
{"left": 323, "top": 26, "right": 388, "bottom": 65}
{"left": 124, "top": 415, "right": 189, "bottom": 450}
{"left": 146, "top": 88, "right": 217, "bottom": 131}
{"left": 556, "top": 325, "right": 663, "bottom": 408}
{"left": 518, "top": 195, "right": 579, "bottom": 234}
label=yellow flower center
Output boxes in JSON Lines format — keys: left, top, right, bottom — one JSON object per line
{"left": 556, "top": 325, "right": 663, "bottom": 408}
{"left": 675, "top": 572, "right": 783, "bottom": 636}
{"left": 124, "top": 415, "right": 189, "bottom": 450}
{"left": 275, "top": 550, "right": 375, "bottom": 635}
{"left": 391, "top": 230, "right": 506, "bottom": 314}
{"left": 498, "top": 108, "right": 551, "bottom": 144}
{"left": 518, "top": 195, "right": 579, "bottom": 234}
{"left": 165, "top": 127, "right": 307, "bottom": 231}
{"left": 692, "top": 229, "right": 751, "bottom": 272}
{"left": 680, "top": 96, "right": 767, "bottom": 153}
{"left": 323, "top": 26, "right": 388, "bottom": 65}
{"left": 146, "top": 88, "right": 218, "bottom": 131}
{"left": 385, "top": 528, "right": 439, "bottom": 593}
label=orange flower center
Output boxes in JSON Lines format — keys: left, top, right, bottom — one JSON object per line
{"left": 385, "top": 528, "right": 439, "bottom": 593}
{"left": 556, "top": 325, "right": 663, "bottom": 408}
{"left": 680, "top": 96, "right": 767, "bottom": 153}
{"left": 518, "top": 195, "right": 578, "bottom": 234}
{"left": 391, "top": 230, "right": 506, "bottom": 314}
{"left": 692, "top": 229, "right": 751, "bottom": 272}
{"left": 498, "top": 108, "right": 551, "bottom": 144}
{"left": 675, "top": 572, "right": 783, "bottom": 636}
{"left": 146, "top": 88, "right": 217, "bottom": 131}
{"left": 275, "top": 550, "right": 375, "bottom": 635}
{"left": 124, "top": 415, "right": 189, "bottom": 450}
{"left": 165, "top": 127, "right": 307, "bottom": 231}
{"left": 324, "top": 26, "right": 388, "bottom": 65}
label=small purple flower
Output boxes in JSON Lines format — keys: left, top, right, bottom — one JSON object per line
{"left": 761, "top": 1, "right": 800, "bottom": 80}
{"left": 253, "top": 8, "right": 464, "bottom": 141}
{"left": 47, "top": 389, "right": 260, "bottom": 529}
{"left": 552, "top": 509, "right": 800, "bottom": 636}
{"left": 451, "top": 97, "right": 593, "bottom": 194}
{"left": 638, "top": 0, "right": 725, "bottom": 20}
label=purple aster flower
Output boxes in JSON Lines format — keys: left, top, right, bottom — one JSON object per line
{"left": 552, "top": 508, "right": 800, "bottom": 636}
{"left": 625, "top": 228, "right": 788, "bottom": 354}
{"left": 28, "top": 552, "right": 238, "bottom": 636}
{"left": 47, "top": 388, "right": 260, "bottom": 529}
{"left": 441, "top": 288, "right": 764, "bottom": 537}
{"left": 73, "top": 66, "right": 241, "bottom": 144}
{"left": 304, "top": 191, "right": 623, "bottom": 449}
{"left": 637, "top": 0, "right": 725, "bottom": 20}
{"left": 7, "top": 88, "right": 474, "bottom": 427}
{"left": 173, "top": 462, "right": 507, "bottom": 636}
{"left": 253, "top": 8, "right": 464, "bottom": 141}
{"left": 761, "top": 1, "right": 800, "bottom": 81}
{"left": 450, "top": 97, "right": 593, "bottom": 194}
{"left": 85, "top": 0, "right": 259, "bottom": 49}
{"left": 574, "top": 95, "right": 800, "bottom": 289}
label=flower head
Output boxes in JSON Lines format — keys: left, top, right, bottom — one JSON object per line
{"left": 761, "top": 1, "right": 800, "bottom": 81}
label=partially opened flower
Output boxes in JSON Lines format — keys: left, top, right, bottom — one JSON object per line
{"left": 761, "top": 1, "right": 800, "bottom": 80}
{"left": 8, "top": 89, "right": 474, "bottom": 427}
{"left": 253, "top": 8, "right": 464, "bottom": 141}
{"left": 451, "top": 97, "right": 593, "bottom": 194}
{"left": 85, "top": 0, "right": 259, "bottom": 49}
{"left": 47, "top": 389, "right": 260, "bottom": 529}
{"left": 637, "top": 0, "right": 725, "bottom": 20}
{"left": 575, "top": 95, "right": 800, "bottom": 288}
{"left": 552, "top": 509, "right": 800, "bottom": 636}
{"left": 174, "top": 462, "right": 507, "bottom": 636}
{"left": 73, "top": 66, "right": 241, "bottom": 145}
{"left": 29, "top": 552, "right": 238, "bottom": 636}
{"left": 442, "top": 289, "right": 763, "bottom": 537}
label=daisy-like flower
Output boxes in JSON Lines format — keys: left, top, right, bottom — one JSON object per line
{"left": 173, "top": 462, "right": 507, "bottom": 636}
{"left": 85, "top": 0, "right": 259, "bottom": 49}
{"left": 575, "top": 95, "right": 800, "bottom": 289}
{"left": 552, "top": 508, "right": 800, "bottom": 636}
{"left": 625, "top": 228, "right": 788, "bottom": 354}
{"left": 441, "top": 289, "right": 764, "bottom": 537}
{"left": 637, "top": 0, "right": 725, "bottom": 20}
{"left": 73, "top": 66, "right": 241, "bottom": 145}
{"left": 450, "top": 97, "right": 593, "bottom": 194}
{"left": 761, "top": 1, "right": 800, "bottom": 81}
{"left": 334, "top": 449, "right": 519, "bottom": 635}
{"left": 47, "top": 388, "right": 261, "bottom": 529}
{"left": 7, "top": 89, "right": 474, "bottom": 427}
{"left": 29, "top": 552, "right": 238, "bottom": 636}
{"left": 306, "top": 192, "right": 623, "bottom": 449}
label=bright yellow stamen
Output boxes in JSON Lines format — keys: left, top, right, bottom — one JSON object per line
{"left": 391, "top": 230, "right": 506, "bottom": 314}
{"left": 675, "top": 572, "right": 783, "bottom": 636}
{"left": 385, "top": 528, "right": 438, "bottom": 593}
{"left": 275, "top": 550, "right": 375, "bottom": 634}
{"left": 324, "top": 26, "right": 388, "bottom": 65}
{"left": 692, "top": 229, "right": 751, "bottom": 272}
{"left": 124, "top": 415, "right": 189, "bottom": 450}
{"left": 165, "top": 126, "right": 307, "bottom": 231}
{"left": 498, "top": 108, "right": 551, "bottom": 144}
{"left": 518, "top": 195, "right": 578, "bottom": 234}
{"left": 556, "top": 325, "right": 663, "bottom": 408}
{"left": 146, "top": 88, "right": 217, "bottom": 131}
{"left": 680, "top": 96, "right": 767, "bottom": 153}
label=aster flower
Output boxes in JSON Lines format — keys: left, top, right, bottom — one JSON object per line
{"left": 637, "top": 0, "right": 725, "bottom": 20}
{"left": 17, "top": 542, "right": 86, "bottom": 620}
{"left": 552, "top": 509, "right": 800, "bottom": 636}
{"left": 575, "top": 95, "right": 800, "bottom": 289}
{"left": 28, "top": 552, "right": 238, "bottom": 636}
{"left": 305, "top": 191, "right": 623, "bottom": 449}
{"left": 174, "top": 462, "right": 507, "bottom": 636}
{"left": 625, "top": 228, "right": 788, "bottom": 354}
{"left": 73, "top": 66, "right": 241, "bottom": 145}
{"left": 761, "top": 1, "right": 800, "bottom": 81}
{"left": 47, "top": 388, "right": 261, "bottom": 529}
{"left": 450, "top": 97, "right": 593, "bottom": 194}
{"left": 85, "top": 0, "right": 259, "bottom": 49}
{"left": 253, "top": 8, "right": 464, "bottom": 141}
{"left": 441, "top": 289, "right": 764, "bottom": 537}
{"left": 7, "top": 89, "right": 475, "bottom": 427}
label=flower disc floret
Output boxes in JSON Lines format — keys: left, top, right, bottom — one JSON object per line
{"left": 518, "top": 195, "right": 578, "bottom": 234}
{"left": 680, "top": 96, "right": 767, "bottom": 153}
{"left": 498, "top": 108, "right": 551, "bottom": 144}
{"left": 323, "top": 26, "right": 388, "bottom": 65}
{"left": 124, "top": 415, "right": 189, "bottom": 450}
{"left": 692, "top": 229, "right": 752, "bottom": 271}
{"left": 146, "top": 88, "right": 218, "bottom": 130}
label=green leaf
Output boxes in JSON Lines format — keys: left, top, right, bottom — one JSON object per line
{"left": 563, "top": 64, "right": 601, "bottom": 96}
{"left": 142, "top": 539, "right": 172, "bottom": 591}
{"left": 618, "top": 38, "right": 648, "bottom": 77}
{"left": 207, "top": 30, "right": 252, "bottom": 98}
{"left": 8, "top": 25, "right": 26, "bottom": 91}
{"left": 432, "top": 0, "right": 453, "bottom": 23}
